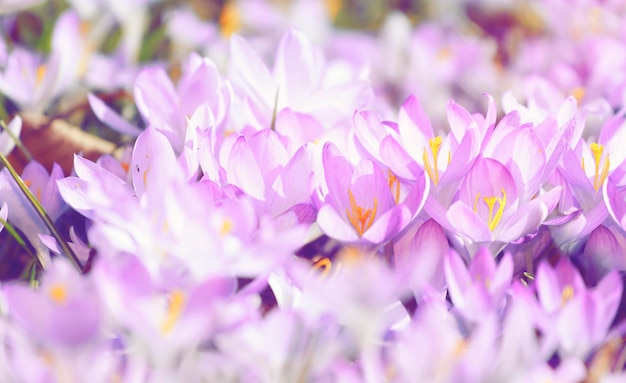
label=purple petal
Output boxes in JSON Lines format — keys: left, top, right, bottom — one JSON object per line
{"left": 497, "top": 198, "right": 548, "bottom": 243}
{"left": 225, "top": 136, "right": 266, "bottom": 201}
{"left": 361, "top": 205, "right": 408, "bottom": 244}
{"left": 459, "top": 157, "right": 518, "bottom": 210}
{"left": 274, "top": 29, "right": 321, "bottom": 105}
{"left": 316, "top": 204, "right": 359, "bottom": 242}
{"left": 444, "top": 250, "right": 472, "bottom": 308}
{"left": 446, "top": 99, "right": 474, "bottom": 144}
{"left": 469, "top": 247, "right": 497, "bottom": 281}
{"left": 88, "top": 93, "right": 142, "bottom": 136}
{"left": 604, "top": 178, "right": 626, "bottom": 230}
{"left": 536, "top": 261, "right": 562, "bottom": 313}
{"left": 447, "top": 201, "right": 492, "bottom": 243}
{"left": 397, "top": 95, "right": 431, "bottom": 158}
{"left": 380, "top": 135, "right": 420, "bottom": 179}
{"left": 322, "top": 142, "right": 354, "bottom": 211}
{"left": 131, "top": 127, "right": 178, "bottom": 197}
{"left": 230, "top": 34, "right": 274, "bottom": 111}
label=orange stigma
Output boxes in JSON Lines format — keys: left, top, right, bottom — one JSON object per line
{"left": 346, "top": 189, "right": 378, "bottom": 236}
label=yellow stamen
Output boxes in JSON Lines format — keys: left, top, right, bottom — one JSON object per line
{"left": 571, "top": 86, "right": 585, "bottom": 104}
{"left": 453, "top": 339, "right": 468, "bottom": 357}
{"left": 161, "top": 289, "right": 185, "bottom": 334}
{"left": 220, "top": 218, "right": 233, "bottom": 236}
{"left": 311, "top": 256, "right": 332, "bottom": 276}
{"left": 561, "top": 284, "right": 574, "bottom": 306}
{"left": 324, "top": 0, "right": 342, "bottom": 19}
{"left": 387, "top": 169, "right": 401, "bottom": 204}
{"left": 219, "top": 2, "right": 240, "bottom": 37}
{"left": 338, "top": 246, "right": 361, "bottom": 263}
{"left": 36, "top": 65, "right": 46, "bottom": 87}
{"left": 143, "top": 168, "right": 150, "bottom": 188}
{"left": 437, "top": 46, "right": 452, "bottom": 61}
{"left": 473, "top": 192, "right": 481, "bottom": 213}
{"left": 346, "top": 189, "right": 378, "bottom": 236}
{"left": 476, "top": 189, "right": 507, "bottom": 231}
{"left": 423, "top": 136, "right": 443, "bottom": 185}
{"left": 49, "top": 284, "right": 67, "bottom": 305}
{"left": 589, "top": 143, "right": 610, "bottom": 192}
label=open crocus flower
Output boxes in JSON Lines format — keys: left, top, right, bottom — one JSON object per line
{"left": 229, "top": 28, "right": 372, "bottom": 130}
{"left": 0, "top": 161, "right": 66, "bottom": 267}
{"left": 553, "top": 112, "right": 626, "bottom": 245}
{"left": 316, "top": 142, "right": 428, "bottom": 245}
{"left": 3, "top": 257, "right": 101, "bottom": 347}
{"left": 533, "top": 258, "right": 623, "bottom": 359}
{"left": 380, "top": 94, "right": 488, "bottom": 206}
{"left": 445, "top": 156, "right": 559, "bottom": 254}
{"left": 444, "top": 247, "right": 513, "bottom": 322}
{"left": 0, "top": 47, "right": 61, "bottom": 113}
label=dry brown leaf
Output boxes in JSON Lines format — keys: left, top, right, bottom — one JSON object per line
{"left": 7, "top": 113, "right": 116, "bottom": 175}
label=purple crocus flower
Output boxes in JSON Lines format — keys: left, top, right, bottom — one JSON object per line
{"left": 533, "top": 258, "right": 623, "bottom": 359}
{"left": 0, "top": 47, "right": 61, "bottom": 113}
{"left": 554, "top": 110, "right": 626, "bottom": 245}
{"left": 380, "top": 94, "right": 487, "bottom": 207}
{"left": 93, "top": 255, "right": 239, "bottom": 366}
{"left": 0, "top": 161, "right": 66, "bottom": 267}
{"left": 444, "top": 156, "right": 558, "bottom": 254}
{"left": 444, "top": 247, "right": 513, "bottom": 321}
{"left": 3, "top": 257, "right": 101, "bottom": 347}
{"left": 229, "top": 28, "right": 372, "bottom": 130}
{"left": 134, "top": 53, "right": 232, "bottom": 152}
{"left": 221, "top": 129, "right": 316, "bottom": 226}
{"left": 316, "top": 142, "right": 428, "bottom": 244}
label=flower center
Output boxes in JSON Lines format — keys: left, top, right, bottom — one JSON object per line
{"left": 161, "top": 289, "right": 186, "bottom": 334}
{"left": 582, "top": 143, "right": 610, "bottom": 192}
{"left": 561, "top": 284, "right": 574, "bottom": 306}
{"left": 311, "top": 256, "right": 332, "bottom": 276}
{"left": 219, "top": 2, "right": 241, "bottom": 37}
{"left": 48, "top": 284, "right": 67, "bottom": 305}
{"left": 346, "top": 189, "right": 378, "bottom": 237}
{"left": 36, "top": 64, "right": 47, "bottom": 87}
{"left": 423, "top": 136, "right": 450, "bottom": 186}
{"left": 473, "top": 188, "right": 507, "bottom": 231}
{"left": 387, "top": 169, "right": 401, "bottom": 204}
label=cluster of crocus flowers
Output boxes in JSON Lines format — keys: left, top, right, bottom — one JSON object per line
{"left": 0, "top": 0, "right": 626, "bottom": 381}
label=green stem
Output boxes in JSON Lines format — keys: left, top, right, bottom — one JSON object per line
{"left": 0, "top": 216, "right": 42, "bottom": 270}
{"left": 0, "top": 152, "right": 83, "bottom": 273}
{"left": 1, "top": 119, "right": 33, "bottom": 162}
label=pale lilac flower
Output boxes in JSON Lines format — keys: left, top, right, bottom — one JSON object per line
{"left": 93, "top": 254, "right": 239, "bottom": 367}
{"left": 228, "top": 28, "right": 372, "bottom": 130}
{"left": 134, "top": 53, "right": 232, "bottom": 152}
{"left": 0, "top": 47, "right": 61, "bottom": 113}
{"left": 444, "top": 156, "right": 558, "bottom": 253}
{"left": 221, "top": 129, "right": 316, "bottom": 226}
{"left": 390, "top": 298, "right": 497, "bottom": 383}
{"left": 3, "top": 257, "right": 101, "bottom": 347}
{"left": 215, "top": 309, "right": 343, "bottom": 382}
{"left": 0, "top": 161, "right": 65, "bottom": 267}
{"left": 444, "top": 248, "right": 513, "bottom": 321}
{"left": 533, "top": 258, "right": 623, "bottom": 358}
{"left": 316, "top": 142, "right": 428, "bottom": 244}
{"left": 393, "top": 219, "right": 448, "bottom": 296}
